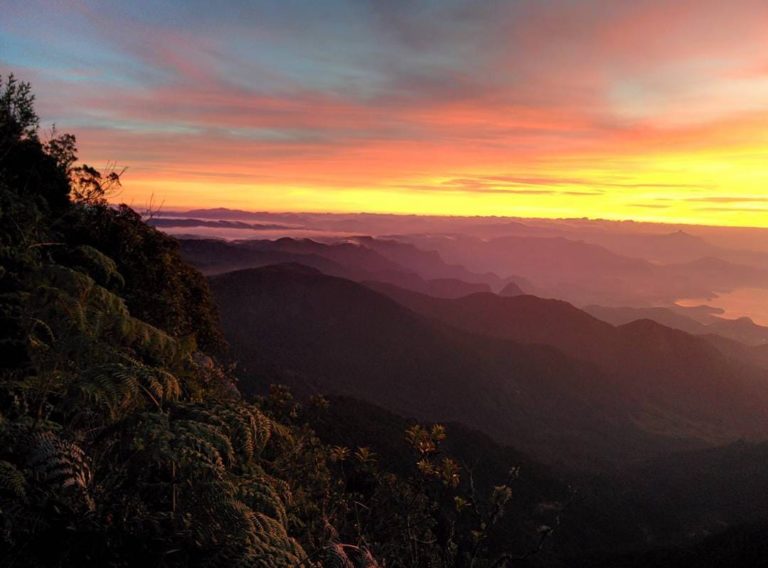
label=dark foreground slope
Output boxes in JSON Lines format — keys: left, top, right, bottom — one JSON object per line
{"left": 313, "top": 397, "right": 768, "bottom": 565}
{"left": 0, "top": 79, "right": 309, "bottom": 563}
{"left": 210, "top": 264, "right": 720, "bottom": 468}
{"left": 570, "top": 441, "right": 768, "bottom": 568}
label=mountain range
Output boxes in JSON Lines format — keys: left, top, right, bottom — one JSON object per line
{"left": 209, "top": 263, "right": 768, "bottom": 470}
{"left": 180, "top": 237, "right": 518, "bottom": 298}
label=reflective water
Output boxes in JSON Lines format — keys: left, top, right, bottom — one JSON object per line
{"left": 677, "top": 287, "right": 768, "bottom": 325}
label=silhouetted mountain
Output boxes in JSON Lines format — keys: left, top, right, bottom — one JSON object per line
{"left": 209, "top": 264, "right": 685, "bottom": 468}
{"left": 586, "top": 305, "right": 768, "bottom": 346}
{"left": 363, "top": 283, "right": 768, "bottom": 443}
{"left": 365, "top": 283, "right": 619, "bottom": 362}
{"left": 148, "top": 217, "right": 290, "bottom": 230}
{"left": 401, "top": 234, "right": 768, "bottom": 306}
{"left": 702, "top": 334, "right": 768, "bottom": 370}
{"left": 180, "top": 238, "right": 347, "bottom": 275}
{"left": 181, "top": 237, "right": 499, "bottom": 298}
{"left": 210, "top": 265, "right": 768, "bottom": 469}
{"left": 563, "top": 440, "right": 768, "bottom": 564}
{"left": 421, "top": 278, "right": 490, "bottom": 297}
{"left": 348, "top": 235, "right": 507, "bottom": 289}
{"left": 571, "top": 519, "right": 768, "bottom": 568}
{"left": 708, "top": 317, "right": 768, "bottom": 345}
{"left": 624, "top": 440, "right": 768, "bottom": 534}
{"left": 499, "top": 281, "right": 525, "bottom": 296}
{"left": 164, "top": 207, "right": 312, "bottom": 224}
{"left": 575, "top": 230, "right": 720, "bottom": 264}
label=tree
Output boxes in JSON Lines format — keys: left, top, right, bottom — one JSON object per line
{"left": 1, "top": 74, "right": 123, "bottom": 209}
{"left": 0, "top": 73, "right": 39, "bottom": 145}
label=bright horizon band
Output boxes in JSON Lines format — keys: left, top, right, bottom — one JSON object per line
{"left": 4, "top": 0, "right": 768, "bottom": 227}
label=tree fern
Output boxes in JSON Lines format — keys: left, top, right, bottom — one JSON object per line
{"left": 0, "top": 83, "right": 375, "bottom": 566}
{"left": 64, "top": 359, "right": 182, "bottom": 423}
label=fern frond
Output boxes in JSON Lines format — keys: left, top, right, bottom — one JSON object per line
{"left": 0, "top": 460, "right": 26, "bottom": 498}
{"left": 173, "top": 419, "right": 234, "bottom": 473}
{"left": 25, "top": 431, "right": 91, "bottom": 492}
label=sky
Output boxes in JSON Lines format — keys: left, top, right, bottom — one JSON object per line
{"left": 3, "top": 0, "right": 768, "bottom": 226}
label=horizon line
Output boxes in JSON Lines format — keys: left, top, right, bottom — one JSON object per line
{"left": 127, "top": 202, "right": 768, "bottom": 232}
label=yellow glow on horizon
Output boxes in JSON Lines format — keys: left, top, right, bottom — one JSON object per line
{"left": 118, "top": 138, "right": 768, "bottom": 228}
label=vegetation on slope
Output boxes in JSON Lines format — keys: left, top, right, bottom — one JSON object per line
{"left": 5, "top": 73, "right": 764, "bottom": 568}
{"left": 0, "top": 74, "right": 306, "bottom": 566}
{"left": 0, "top": 74, "right": 565, "bottom": 567}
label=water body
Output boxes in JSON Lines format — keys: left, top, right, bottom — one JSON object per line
{"left": 677, "top": 287, "right": 768, "bottom": 325}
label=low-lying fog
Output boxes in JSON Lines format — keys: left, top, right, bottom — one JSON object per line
{"left": 151, "top": 208, "right": 768, "bottom": 330}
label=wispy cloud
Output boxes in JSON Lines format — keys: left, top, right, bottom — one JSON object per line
{"left": 3, "top": 0, "right": 768, "bottom": 224}
{"left": 686, "top": 196, "right": 768, "bottom": 203}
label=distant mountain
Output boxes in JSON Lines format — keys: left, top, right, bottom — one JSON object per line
{"left": 180, "top": 238, "right": 347, "bottom": 275}
{"left": 584, "top": 305, "right": 708, "bottom": 334}
{"left": 210, "top": 265, "right": 768, "bottom": 468}
{"left": 499, "top": 281, "right": 525, "bottom": 296}
{"left": 163, "top": 207, "right": 311, "bottom": 224}
{"left": 209, "top": 264, "right": 678, "bottom": 468}
{"left": 710, "top": 316, "right": 768, "bottom": 345}
{"left": 401, "top": 233, "right": 768, "bottom": 306}
{"left": 701, "top": 334, "right": 768, "bottom": 370}
{"left": 666, "top": 303, "right": 725, "bottom": 323}
{"left": 622, "top": 440, "right": 768, "bottom": 539}
{"left": 578, "top": 228, "right": 768, "bottom": 273}
{"left": 586, "top": 305, "right": 768, "bottom": 346}
{"left": 148, "top": 217, "right": 291, "bottom": 230}
{"left": 362, "top": 282, "right": 768, "bottom": 442}
{"left": 181, "top": 237, "right": 498, "bottom": 298}
{"left": 401, "top": 234, "right": 700, "bottom": 305}
{"left": 573, "top": 230, "right": 720, "bottom": 264}
{"left": 348, "top": 235, "right": 508, "bottom": 290}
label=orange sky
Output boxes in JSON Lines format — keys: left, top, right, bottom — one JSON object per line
{"left": 4, "top": 0, "right": 768, "bottom": 226}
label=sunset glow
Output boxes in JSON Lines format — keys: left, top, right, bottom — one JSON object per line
{"left": 4, "top": 0, "right": 768, "bottom": 225}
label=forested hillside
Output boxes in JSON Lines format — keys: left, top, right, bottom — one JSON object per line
{"left": 0, "top": 75, "right": 571, "bottom": 567}
{"left": 0, "top": 74, "right": 308, "bottom": 566}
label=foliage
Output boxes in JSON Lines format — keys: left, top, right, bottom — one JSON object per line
{"left": 0, "top": 75, "right": 567, "bottom": 567}
{"left": 58, "top": 203, "right": 227, "bottom": 357}
{"left": 0, "top": 74, "right": 38, "bottom": 143}
{"left": 261, "top": 389, "right": 569, "bottom": 567}
{"left": 0, "top": 77, "right": 305, "bottom": 566}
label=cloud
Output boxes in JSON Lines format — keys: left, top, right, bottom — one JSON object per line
{"left": 685, "top": 196, "right": 768, "bottom": 203}
{"left": 695, "top": 206, "right": 768, "bottom": 213}
{"left": 400, "top": 181, "right": 557, "bottom": 196}
{"left": 630, "top": 203, "right": 672, "bottom": 209}
{"left": 4, "top": 0, "right": 768, "bottom": 222}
